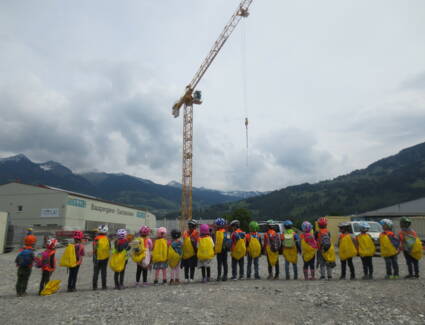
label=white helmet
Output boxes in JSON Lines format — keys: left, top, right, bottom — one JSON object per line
{"left": 117, "top": 229, "right": 127, "bottom": 239}
{"left": 98, "top": 224, "right": 109, "bottom": 234}
{"left": 380, "top": 219, "right": 393, "bottom": 228}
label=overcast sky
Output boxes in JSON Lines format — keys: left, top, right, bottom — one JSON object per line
{"left": 1, "top": 0, "right": 424, "bottom": 191}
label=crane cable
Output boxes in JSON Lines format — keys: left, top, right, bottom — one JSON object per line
{"left": 241, "top": 21, "right": 249, "bottom": 166}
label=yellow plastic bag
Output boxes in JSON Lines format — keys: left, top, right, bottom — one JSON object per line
{"left": 301, "top": 239, "right": 317, "bottom": 262}
{"left": 231, "top": 238, "right": 246, "bottom": 260}
{"left": 410, "top": 238, "right": 423, "bottom": 261}
{"left": 168, "top": 245, "right": 181, "bottom": 268}
{"left": 247, "top": 237, "right": 261, "bottom": 258}
{"left": 214, "top": 230, "right": 224, "bottom": 254}
{"left": 357, "top": 234, "right": 376, "bottom": 257}
{"left": 182, "top": 236, "right": 195, "bottom": 260}
{"left": 60, "top": 244, "right": 77, "bottom": 268}
{"left": 322, "top": 244, "right": 336, "bottom": 263}
{"left": 197, "top": 237, "right": 215, "bottom": 261}
{"left": 131, "top": 239, "right": 146, "bottom": 263}
{"left": 96, "top": 236, "right": 110, "bottom": 260}
{"left": 109, "top": 250, "right": 126, "bottom": 272}
{"left": 283, "top": 246, "right": 298, "bottom": 264}
{"left": 40, "top": 280, "right": 61, "bottom": 296}
{"left": 380, "top": 234, "right": 398, "bottom": 257}
{"left": 339, "top": 235, "right": 357, "bottom": 260}
{"left": 266, "top": 246, "right": 279, "bottom": 266}
{"left": 152, "top": 238, "right": 168, "bottom": 263}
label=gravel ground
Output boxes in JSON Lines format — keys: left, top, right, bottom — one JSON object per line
{"left": 0, "top": 247, "right": 424, "bottom": 325}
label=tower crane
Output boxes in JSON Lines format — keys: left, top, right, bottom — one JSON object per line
{"left": 172, "top": 0, "right": 254, "bottom": 230}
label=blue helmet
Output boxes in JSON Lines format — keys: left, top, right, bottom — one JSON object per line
{"left": 301, "top": 221, "right": 312, "bottom": 232}
{"left": 283, "top": 220, "right": 293, "bottom": 227}
{"left": 215, "top": 218, "right": 226, "bottom": 227}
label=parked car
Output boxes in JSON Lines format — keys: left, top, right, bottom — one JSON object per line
{"left": 347, "top": 221, "right": 383, "bottom": 253}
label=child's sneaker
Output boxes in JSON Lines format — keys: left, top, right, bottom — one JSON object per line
{"left": 319, "top": 276, "right": 325, "bottom": 280}
{"left": 393, "top": 275, "right": 399, "bottom": 280}
{"left": 154, "top": 280, "right": 158, "bottom": 285}
{"left": 185, "top": 279, "right": 190, "bottom": 284}
{"left": 202, "top": 277, "right": 207, "bottom": 283}
{"left": 169, "top": 279, "right": 174, "bottom": 285}
{"left": 384, "top": 275, "right": 391, "bottom": 279}
{"left": 175, "top": 279, "right": 181, "bottom": 285}
{"left": 162, "top": 279, "right": 167, "bottom": 285}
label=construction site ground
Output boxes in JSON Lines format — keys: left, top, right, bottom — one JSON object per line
{"left": 0, "top": 247, "right": 424, "bottom": 324}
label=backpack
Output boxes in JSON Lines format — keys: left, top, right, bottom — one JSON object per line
{"left": 96, "top": 236, "right": 110, "bottom": 260}
{"left": 224, "top": 233, "right": 233, "bottom": 251}
{"left": 247, "top": 235, "right": 261, "bottom": 258}
{"left": 269, "top": 233, "right": 281, "bottom": 252}
{"left": 60, "top": 244, "right": 77, "bottom": 268}
{"left": 283, "top": 233, "right": 295, "bottom": 248}
{"left": 389, "top": 234, "right": 400, "bottom": 249}
{"left": 35, "top": 251, "right": 50, "bottom": 268}
{"left": 16, "top": 249, "right": 33, "bottom": 267}
{"left": 404, "top": 233, "right": 416, "bottom": 252}
{"left": 320, "top": 233, "right": 331, "bottom": 252}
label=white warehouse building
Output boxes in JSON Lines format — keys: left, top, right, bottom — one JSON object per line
{"left": 0, "top": 182, "right": 156, "bottom": 233}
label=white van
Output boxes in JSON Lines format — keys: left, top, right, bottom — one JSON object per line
{"left": 346, "top": 221, "right": 382, "bottom": 251}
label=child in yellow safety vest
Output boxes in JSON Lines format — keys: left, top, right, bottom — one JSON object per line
{"left": 282, "top": 220, "right": 300, "bottom": 280}
{"left": 230, "top": 220, "right": 246, "bottom": 280}
{"left": 379, "top": 219, "right": 400, "bottom": 279}
{"left": 38, "top": 238, "right": 57, "bottom": 295}
{"left": 135, "top": 226, "right": 153, "bottom": 287}
{"left": 246, "top": 221, "right": 262, "bottom": 280}
{"left": 399, "top": 217, "right": 422, "bottom": 279}
{"left": 300, "top": 221, "right": 318, "bottom": 280}
{"left": 152, "top": 227, "right": 168, "bottom": 284}
{"left": 181, "top": 220, "right": 199, "bottom": 283}
{"left": 315, "top": 217, "right": 335, "bottom": 280}
{"left": 67, "top": 231, "right": 85, "bottom": 292}
{"left": 355, "top": 222, "right": 375, "bottom": 280}
{"left": 92, "top": 224, "right": 111, "bottom": 290}
{"left": 213, "top": 218, "right": 230, "bottom": 281}
{"left": 197, "top": 224, "right": 215, "bottom": 283}
{"left": 263, "top": 220, "right": 280, "bottom": 280}
{"left": 168, "top": 229, "right": 183, "bottom": 285}
{"left": 337, "top": 222, "right": 356, "bottom": 280}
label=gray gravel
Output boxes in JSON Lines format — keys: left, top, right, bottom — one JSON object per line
{"left": 0, "top": 247, "right": 424, "bottom": 324}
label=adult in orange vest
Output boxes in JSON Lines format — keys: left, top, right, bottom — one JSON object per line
{"left": 92, "top": 224, "right": 111, "bottom": 290}
{"left": 263, "top": 220, "right": 280, "bottom": 280}
{"left": 213, "top": 218, "right": 230, "bottom": 281}
{"left": 230, "top": 220, "right": 246, "bottom": 280}
{"left": 181, "top": 220, "right": 199, "bottom": 283}
{"left": 399, "top": 217, "right": 421, "bottom": 279}
{"left": 39, "top": 238, "right": 57, "bottom": 295}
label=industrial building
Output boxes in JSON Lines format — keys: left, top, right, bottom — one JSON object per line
{"left": 0, "top": 182, "right": 156, "bottom": 234}
{"left": 356, "top": 197, "right": 425, "bottom": 241}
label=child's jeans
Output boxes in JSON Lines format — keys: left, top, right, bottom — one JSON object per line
{"left": 231, "top": 257, "right": 244, "bottom": 279}
{"left": 360, "top": 256, "right": 373, "bottom": 277}
{"left": 247, "top": 256, "right": 259, "bottom": 278}
{"left": 317, "top": 252, "right": 332, "bottom": 278}
{"left": 384, "top": 255, "right": 399, "bottom": 277}
{"left": 403, "top": 251, "right": 418, "bottom": 276}
{"left": 340, "top": 258, "right": 355, "bottom": 279}
{"left": 16, "top": 266, "right": 31, "bottom": 295}
{"left": 285, "top": 260, "right": 298, "bottom": 279}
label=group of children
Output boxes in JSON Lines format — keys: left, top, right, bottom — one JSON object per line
{"left": 14, "top": 217, "right": 423, "bottom": 297}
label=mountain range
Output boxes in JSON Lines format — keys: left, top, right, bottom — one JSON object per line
{"left": 0, "top": 154, "right": 263, "bottom": 216}
{"left": 196, "top": 141, "right": 425, "bottom": 220}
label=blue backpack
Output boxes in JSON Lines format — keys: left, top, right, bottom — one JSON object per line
{"left": 16, "top": 249, "right": 34, "bottom": 267}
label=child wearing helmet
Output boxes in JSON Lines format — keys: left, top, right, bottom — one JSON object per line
{"left": 282, "top": 220, "right": 300, "bottom": 280}
{"left": 398, "top": 217, "right": 422, "bottom": 279}
{"left": 230, "top": 220, "right": 246, "bottom": 280}
{"left": 67, "top": 231, "right": 85, "bottom": 292}
{"left": 300, "top": 221, "right": 318, "bottom": 280}
{"left": 197, "top": 224, "right": 215, "bottom": 283}
{"left": 135, "top": 226, "right": 153, "bottom": 286}
{"left": 379, "top": 219, "right": 400, "bottom": 279}
{"left": 356, "top": 222, "right": 375, "bottom": 280}
{"left": 38, "top": 238, "right": 57, "bottom": 295}
{"left": 214, "top": 217, "right": 230, "bottom": 281}
{"left": 246, "top": 221, "right": 262, "bottom": 280}
{"left": 113, "top": 229, "right": 131, "bottom": 289}
{"left": 263, "top": 220, "right": 280, "bottom": 280}
{"left": 181, "top": 220, "right": 199, "bottom": 283}
{"left": 152, "top": 227, "right": 168, "bottom": 284}
{"left": 168, "top": 229, "right": 183, "bottom": 285}
{"left": 15, "top": 232, "right": 37, "bottom": 297}
{"left": 315, "top": 217, "right": 335, "bottom": 280}
{"left": 92, "top": 224, "right": 111, "bottom": 290}
{"left": 337, "top": 222, "right": 356, "bottom": 280}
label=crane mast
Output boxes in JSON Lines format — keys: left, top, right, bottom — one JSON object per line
{"left": 172, "top": 0, "right": 254, "bottom": 230}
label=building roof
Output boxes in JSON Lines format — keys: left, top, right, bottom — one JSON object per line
{"left": 3, "top": 182, "right": 150, "bottom": 214}
{"left": 359, "top": 197, "right": 425, "bottom": 217}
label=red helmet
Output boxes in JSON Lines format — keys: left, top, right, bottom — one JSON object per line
{"left": 46, "top": 238, "right": 58, "bottom": 249}
{"left": 73, "top": 231, "right": 84, "bottom": 240}
{"left": 317, "top": 217, "right": 328, "bottom": 227}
